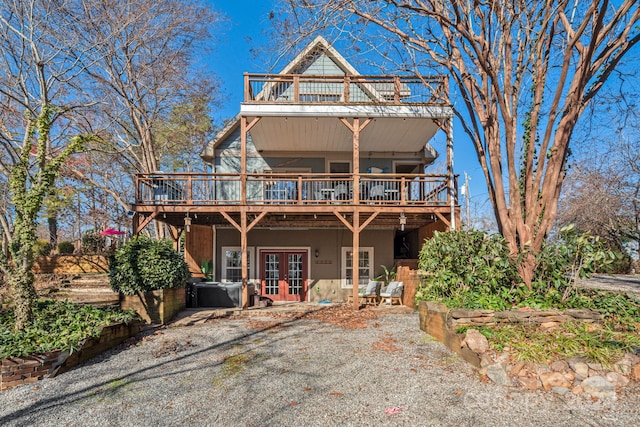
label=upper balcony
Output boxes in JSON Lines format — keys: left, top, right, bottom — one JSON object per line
{"left": 135, "top": 172, "right": 456, "bottom": 210}
{"left": 244, "top": 73, "right": 449, "bottom": 106}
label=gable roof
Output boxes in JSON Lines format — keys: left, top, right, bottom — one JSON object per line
{"left": 201, "top": 36, "right": 363, "bottom": 162}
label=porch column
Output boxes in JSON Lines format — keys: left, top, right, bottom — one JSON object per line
{"left": 240, "top": 208, "right": 248, "bottom": 309}
{"left": 447, "top": 118, "right": 456, "bottom": 230}
{"left": 340, "top": 117, "right": 371, "bottom": 205}
{"left": 353, "top": 117, "right": 360, "bottom": 205}
{"left": 352, "top": 211, "right": 360, "bottom": 310}
{"left": 240, "top": 117, "right": 247, "bottom": 205}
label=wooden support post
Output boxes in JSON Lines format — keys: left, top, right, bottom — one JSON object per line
{"left": 168, "top": 226, "right": 182, "bottom": 251}
{"left": 447, "top": 118, "right": 456, "bottom": 230}
{"left": 340, "top": 117, "right": 371, "bottom": 207}
{"left": 352, "top": 210, "right": 360, "bottom": 310}
{"left": 241, "top": 209, "right": 249, "bottom": 309}
{"left": 353, "top": 117, "right": 360, "bottom": 205}
{"left": 241, "top": 117, "right": 247, "bottom": 205}
{"left": 240, "top": 117, "right": 260, "bottom": 206}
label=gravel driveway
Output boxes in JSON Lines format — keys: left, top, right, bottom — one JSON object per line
{"left": 1, "top": 306, "right": 639, "bottom": 426}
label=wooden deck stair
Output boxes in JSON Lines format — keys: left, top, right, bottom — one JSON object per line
{"left": 39, "top": 274, "right": 119, "bottom": 306}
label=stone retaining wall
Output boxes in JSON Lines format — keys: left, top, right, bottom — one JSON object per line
{"left": 34, "top": 255, "right": 109, "bottom": 274}
{"left": 418, "top": 301, "right": 640, "bottom": 397}
{"left": 1, "top": 321, "right": 141, "bottom": 391}
{"left": 449, "top": 307, "right": 604, "bottom": 327}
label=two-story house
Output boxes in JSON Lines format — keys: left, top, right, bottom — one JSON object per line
{"left": 132, "top": 36, "right": 459, "bottom": 308}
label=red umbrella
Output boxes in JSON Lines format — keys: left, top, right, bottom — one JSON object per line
{"left": 99, "top": 228, "right": 127, "bottom": 236}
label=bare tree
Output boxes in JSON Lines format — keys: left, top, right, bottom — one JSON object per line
{"left": 64, "top": 0, "right": 220, "bottom": 238}
{"left": 273, "top": 0, "right": 640, "bottom": 286}
{"left": 0, "top": 0, "right": 93, "bottom": 328}
{"left": 558, "top": 134, "right": 640, "bottom": 262}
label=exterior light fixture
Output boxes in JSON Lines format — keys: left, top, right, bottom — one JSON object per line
{"left": 315, "top": 249, "right": 319, "bottom": 258}
{"left": 399, "top": 212, "right": 406, "bottom": 231}
{"left": 184, "top": 214, "right": 192, "bottom": 233}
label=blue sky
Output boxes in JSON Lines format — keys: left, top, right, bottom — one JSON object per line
{"left": 208, "top": 1, "right": 489, "bottom": 222}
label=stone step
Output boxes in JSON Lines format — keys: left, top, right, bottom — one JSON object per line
{"left": 63, "top": 274, "right": 110, "bottom": 286}
{"left": 45, "top": 293, "right": 119, "bottom": 306}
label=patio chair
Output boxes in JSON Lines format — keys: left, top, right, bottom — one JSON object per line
{"left": 369, "top": 184, "right": 385, "bottom": 200}
{"left": 346, "top": 280, "right": 381, "bottom": 305}
{"left": 361, "top": 280, "right": 382, "bottom": 305}
{"left": 379, "top": 281, "right": 404, "bottom": 306}
{"left": 334, "top": 184, "right": 349, "bottom": 200}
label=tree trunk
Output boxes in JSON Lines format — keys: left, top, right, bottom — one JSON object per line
{"left": 9, "top": 265, "right": 37, "bottom": 330}
{"left": 48, "top": 216, "right": 58, "bottom": 248}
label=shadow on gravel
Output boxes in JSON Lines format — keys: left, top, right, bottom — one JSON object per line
{"left": 0, "top": 305, "right": 368, "bottom": 424}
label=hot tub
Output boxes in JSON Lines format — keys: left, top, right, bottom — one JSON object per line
{"left": 188, "top": 282, "right": 255, "bottom": 308}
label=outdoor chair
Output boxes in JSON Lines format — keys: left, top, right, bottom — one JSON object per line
{"left": 347, "top": 280, "right": 381, "bottom": 305}
{"left": 334, "top": 184, "right": 349, "bottom": 200}
{"left": 369, "top": 184, "right": 385, "bottom": 200}
{"left": 379, "top": 281, "right": 404, "bottom": 306}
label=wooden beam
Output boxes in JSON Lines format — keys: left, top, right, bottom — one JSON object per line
{"left": 167, "top": 225, "right": 183, "bottom": 251}
{"left": 246, "top": 211, "right": 267, "bottom": 232}
{"left": 220, "top": 211, "right": 241, "bottom": 232}
{"left": 357, "top": 211, "right": 379, "bottom": 232}
{"left": 339, "top": 117, "right": 353, "bottom": 132}
{"left": 241, "top": 210, "right": 248, "bottom": 310}
{"left": 135, "top": 211, "right": 158, "bottom": 234}
{"left": 245, "top": 117, "right": 260, "bottom": 132}
{"left": 333, "top": 211, "right": 353, "bottom": 232}
{"left": 435, "top": 211, "right": 451, "bottom": 228}
{"left": 352, "top": 211, "right": 360, "bottom": 310}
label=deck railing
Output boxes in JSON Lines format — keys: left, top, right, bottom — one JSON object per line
{"left": 135, "top": 173, "right": 456, "bottom": 207}
{"left": 244, "top": 74, "right": 449, "bottom": 105}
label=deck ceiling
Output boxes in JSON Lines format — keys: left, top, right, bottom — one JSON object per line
{"left": 247, "top": 116, "right": 440, "bottom": 153}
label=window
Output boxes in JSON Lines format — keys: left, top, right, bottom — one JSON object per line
{"left": 221, "top": 247, "right": 254, "bottom": 282}
{"left": 299, "top": 93, "right": 340, "bottom": 102}
{"left": 341, "top": 247, "right": 374, "bottom": 288}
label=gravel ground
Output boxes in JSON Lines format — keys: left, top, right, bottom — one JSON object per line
{"left": 1, "top": 308, "right": 639, "bottom": 426}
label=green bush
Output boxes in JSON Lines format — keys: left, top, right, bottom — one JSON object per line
{"left": 57, "top": 240, "right": 75, "bottom": 254}
{"left": 416, "top": 230, "right": 520, "bottom": 310}
{"left": 33, "top": 239, "right": 52, "bottom": 257}
{"left": 416, "top": 227, "right": 624, "bottom": 312}
{"left": 82, "top": 229, "right": 107, "bottom": 253}
{"left": 526, "top": 225, "right": 615, "bottom": 306}
{"left": 109, "top": 236, "right": 190, "bottom": 295}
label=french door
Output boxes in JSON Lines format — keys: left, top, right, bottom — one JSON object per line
{"left": 260, "top": 251, "right": 308, "bottom": 302}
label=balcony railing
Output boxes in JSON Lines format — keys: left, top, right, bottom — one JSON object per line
{"left": 135, "top": 173, "right": 456, "bottom": 207}
{"left": 244, "top": 74, "right": 449, "bottom": 105}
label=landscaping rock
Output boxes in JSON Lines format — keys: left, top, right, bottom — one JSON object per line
{"left": 480, "top": 353, "right": 493, "bottom": 368}
{"left": 571, "top": 385, "right": 584, "bottom": 395}
{"left": 518, "top": 375, "right": 541, "bottom": 390}
{"left": 450, "top": 309, "right": 494, "bottom": 318}
{"left": 552, "top": 386, "right": 570, "bottom": 396}
{"left": 582, "top": 376, "right": 616, "bottom": 400}
{"left": 563, "top": 371, "right": 575, "bottom": 382}
{"left": 605, "top": 372, "right": 629, "bottom": 388}
{"left": 486, "top": 363, "right": 512, "bottom": 387}
{"left": 613, "top": 360, "right": 632, "bottom": 375}
{"left": 550, "top": 360, "right": 569, "bottom": 372}
{"left": 540, "top": 321, "right": 560, "bottom": 329}
{"left": 632, "top": 363, "right": 640, "bottom": 381}
{"left": 510, "top": 360, "right": 525, "bottom": 376}
{"left": 572, "top": 362, "right": 590, "bottom": 378}
{"left": 462, "top": 329, "right": 489, "bottom": 354}
{"left": 539, "top": 372, "right": 571, "bottom": 390}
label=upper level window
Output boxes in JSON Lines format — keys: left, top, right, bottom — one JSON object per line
{"left": 299, "top": 94, "right": 341, "bottom": 102}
